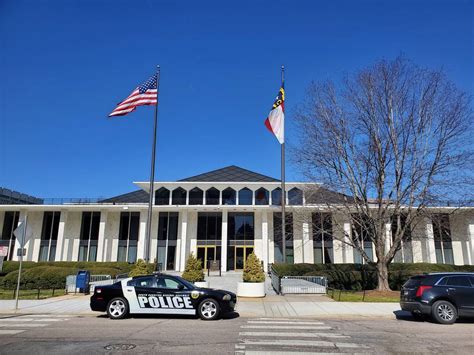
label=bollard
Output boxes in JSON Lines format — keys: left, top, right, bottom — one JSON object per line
{"left": 37, "top": 288, "right": 41, "bottom": 299}
{"left": 52, "top": 288, "right": 55, "bottom": 297}
{"left": 338, "top": 289, "right": 342, "bottom": 301}
{"left": 362, "top": 289, "right": 366, "bottom": 302}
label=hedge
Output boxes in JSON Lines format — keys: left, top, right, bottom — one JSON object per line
{"left": 0, "top": 262, "right": 137, "bottom": 290}
{"left": 272, "top": 263, "right": 474, "bottom": 291}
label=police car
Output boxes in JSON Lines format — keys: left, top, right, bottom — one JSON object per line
{"left": 90, "top": 274, "right": 237, "bottom": 320}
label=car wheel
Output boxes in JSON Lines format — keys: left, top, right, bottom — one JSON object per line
{"left": 431, "top": 300, "right": 457, "bottom": 324}
{"left": 107, "top": 297, "right": 129, "bottom": 320}
{"left": 198, "top": 298, "right": 220, "bottom": 321}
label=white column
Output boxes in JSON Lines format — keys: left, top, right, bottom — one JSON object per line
{"left": 96, "top": 211, "right": 108, "bottom": 262}
{"left": 343, "top": 222, "right": 354, "bottom": 263}
{"left": 221, "top": 210, "right": 228, "bottom": 272}
{"left": 385, "top": 223, "right": 392, "bottom": 254}
{"left": 262, "top": 211, "right": 269, "bottom": 271}
{"left": 426, "top": 221, "right": 437, "bottom": 263}
{"left": 332, "top": 213, "right": 344, "bottom": 264}
{"left": 302, "top": 213, "right": 313, "bottom": 263}
{"left": 179, "top": 211, "right": 188, "bottom": 271}
{"left": 136, "top": 211, "right": 147, "bottom": 260}
{"left": 468, "top": 222, "right": 474, "bottom": 266}
{"left": 55, "top": 211, "right": 68, "bottom": 261}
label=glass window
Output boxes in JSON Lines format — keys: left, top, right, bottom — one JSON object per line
{"left": 197, "top": 213, "right": 222, "bottom": 241}
{"left": 273, "top": 213, "right": 293, "bottom": 263}
{"left": 158, "top": 277, "right": 183, "bottom": 290}
{"left": 312, "top": 213, "right": 333, "bottom": 264}
{"left": 79, "top": 212, "right": 100, "bottom": 261}
{"left": 351, "top": 214, "right": 374, "bottom": 264}
{"left": 39, "top": 212, "right": 60, "bottom": 262}
{"left": 155, "top": 188, "right": 170, "bottom": 205}
{"left": 238, "top": 188, "right": 252, "bottom": 205}
{"left": 118, "top": 212, "right": 140, "bottom": 262}
{"left": 128, "top": 276, "right": 157, "bottom": 288}
{"left": 446, "top": 276, "right": 471, "bottom": 287}
{"left": 271, "top": 188, "right": 282, "bottom": 206}
{"left": 228, "top": 213, "right": 254, "bottom": 241}
{"left": 222, "top": 188, "right": 236, "bottom": 205}
{"left": 1, "top": 211, "right": 20, "bottom": 260}
{"left": 172, "top": 187, "right": 187, "bottom": 205}
{"left": 255, "top": 188, "right": 269, "bottom": 205}
{"left": 205, "top": 188, "right": 220, "bottom": 205}
{"left": 432, "top": 214, "right": 454, "bottom": 264}
{"left": 189, "top": 188, "right": 203, "bottom": 205}
{"left": 288, "top": 188, "right": 303, "bottom": 205}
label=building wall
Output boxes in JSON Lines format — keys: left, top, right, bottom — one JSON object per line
{"left": 1, "top": 207, "right": 473, "bottom": 268}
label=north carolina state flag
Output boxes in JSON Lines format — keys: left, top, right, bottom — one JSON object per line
{"left": 264, "top": 84, "right": 285, "bottom": 144}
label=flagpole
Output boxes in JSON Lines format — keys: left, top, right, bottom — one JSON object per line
{"left": 145, "top": 65, "right": 160, "bottom": 265}
{"left": 280, "top": 65, "right": 286, "bottom": 264}
{"left": 14, "top": 215, "right": 27, "bottom": 311}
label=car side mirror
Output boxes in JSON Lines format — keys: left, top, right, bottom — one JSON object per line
{"left": 177, "top": 284, "right": 184, "bottom": 290}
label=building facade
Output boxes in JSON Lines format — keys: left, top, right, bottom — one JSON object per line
{"left": 1, "top": 166, "right": 473, "bottom": 271}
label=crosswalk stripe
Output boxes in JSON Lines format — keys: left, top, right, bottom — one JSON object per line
{"left": 21, "top": 315, "right": 73, "bottom": 318}
{"left": 247, "top": 321, "right": 325, "bottom": 325}
{"left": 0, "top": 330, "right": 26, "bottom": 335}
{"left": 234, "top": 344, "right": 245, "bottom": 349}
{"left": 239, "top": 331, "right": 349, "bottom": 339}
{"left": 242, "top": 339, "right": 368, "bottom": 348}
{"left": 241, "top": 325, "right": 332, "bottom": 330}
{"left": 256, "top": 318, "right": 309, "bottom": 321}
{"left": 0, "top": 324, "right": 48, "bottom": 328}
{"left": 0, "top": 318, "right": 64, "bottom": 323}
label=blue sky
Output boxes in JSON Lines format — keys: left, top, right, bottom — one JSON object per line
{"left": 1, "top": 0, "right": 472, "bottom": 199}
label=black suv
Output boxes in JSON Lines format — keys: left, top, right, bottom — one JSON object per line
{"left": 400, "top": 273, "right": 474, "bottom": 324}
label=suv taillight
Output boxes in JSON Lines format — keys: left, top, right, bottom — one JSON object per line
{"left": 416, "top": 285, "right": 432, "bottom": 297}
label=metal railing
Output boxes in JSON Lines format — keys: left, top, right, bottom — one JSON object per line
{"left": 89, "top": 274, "right": 112, "bottom": 283}
{"left": 270, "top": 265, "right": 327, "bottom": 295}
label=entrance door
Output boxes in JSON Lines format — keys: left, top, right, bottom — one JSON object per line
{"left": 196, "top": 246, "right": 218, "bottom": 269}
{"left": 234, "top": 246, "right": 254, "bottom": 270}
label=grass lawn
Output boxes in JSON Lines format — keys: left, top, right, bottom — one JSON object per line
{"left": 0, "top": 288, "right": 65, "bottom": 300}
{"left": 328, "top": 289, "right": 400, "bottom": 302}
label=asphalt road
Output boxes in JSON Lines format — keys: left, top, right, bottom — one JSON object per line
{"left": 0, "top": 313, "right": 472, "bottom": 354}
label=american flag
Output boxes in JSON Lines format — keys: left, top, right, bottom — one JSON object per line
{"left": 109, "top": 73, "right": 158, "bottom": 117}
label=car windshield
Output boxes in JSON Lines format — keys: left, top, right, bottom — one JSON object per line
{"left": 173, "top": 276, "right": 196, "bottom": 289}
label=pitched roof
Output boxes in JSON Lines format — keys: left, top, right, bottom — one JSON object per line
{"left": 178, "top": 165, "right": 279, "bottom": 182}
{"left": 100, "top": 190, "right": 149, "bottom": 204}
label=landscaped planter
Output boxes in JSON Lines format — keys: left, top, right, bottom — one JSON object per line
{"left": 237, "top": 282, "right": 265, "bottom": 297}
{"left": 194, "top": 281, "right": 209, "bottom": 288}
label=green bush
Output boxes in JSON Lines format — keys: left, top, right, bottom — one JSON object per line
{"left": 243, "top": 252, "right": 265, "bottom": 283}
{"left": 129, "top": 259, "right": 154, "bottom": 277}
{"left": 272, "top": 263, "right": 474, "bottom": 291}
{"left": 1, "top": 266, "right": 77, "bottom": 289}
{"left": 181, "top": 253, "right": 205, "bottom": 283}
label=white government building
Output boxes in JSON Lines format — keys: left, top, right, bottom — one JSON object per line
{"left": 1, "top": 166, "right": 473, "bottom": 271}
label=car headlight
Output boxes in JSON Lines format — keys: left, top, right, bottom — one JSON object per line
{"left": 222, "top": 294, "right": 231, "bottom": 301}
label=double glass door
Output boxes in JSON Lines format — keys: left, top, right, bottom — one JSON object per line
{"left": 234, "top": 246, "right": 254, "bottom": 270}
{"left": 197, "top": 246, "right": 220, "bottom": 269}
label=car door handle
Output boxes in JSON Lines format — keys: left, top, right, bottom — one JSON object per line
{"left": 447, "top": 288, "right": 456, "bottom": 292}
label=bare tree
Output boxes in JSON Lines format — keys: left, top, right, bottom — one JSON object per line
{"left": 293, "top": 57, "right": 473, "bottom": 290}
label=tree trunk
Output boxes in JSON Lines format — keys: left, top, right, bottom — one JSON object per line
{"left": 376, "top": 261, "right": 391, "bottom": 291}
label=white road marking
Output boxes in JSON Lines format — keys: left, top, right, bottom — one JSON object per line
{"left": 247, "top": 321, "right": 325, "bottom": 325}
{"left": 239, "top": 331, "right": 349, "bottom": 339}
{"left": 234, "top": 344, "right": 245, "bottom": 349}
{"left": 22, "top": 315, "right": 74, "bottom": 318}
{"left": 242, "top": 339, "right": 367, "bottom": 348}
{"left": 0, "top": 318, "right": 35, "bottom": 322}
{"left": 241, "top": 325, "right": 332, "bottom": 330}
{"left": 0, "top": 330, "right": 26, "bottom": 335}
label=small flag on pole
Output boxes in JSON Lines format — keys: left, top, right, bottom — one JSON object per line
{"left": 264, "top": 83, "right": 285, "bottom": 144}
{"left": 109, "top": 73, "right": 158, "bottom": 117}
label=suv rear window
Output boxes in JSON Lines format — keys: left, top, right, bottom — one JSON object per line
{"left": 403, "top": 276, "right": 424, "bottom": 288}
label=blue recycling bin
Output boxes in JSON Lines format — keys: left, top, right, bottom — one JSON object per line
{"left": 76, "top": 270, "right": 90, "bottom": 294}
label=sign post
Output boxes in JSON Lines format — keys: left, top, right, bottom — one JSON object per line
{"left": 13, "top": 216, "right": 28, "bottom": 311}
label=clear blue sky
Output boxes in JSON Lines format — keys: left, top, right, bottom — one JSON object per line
{"left": 1, "top": 0, "right": 472, "bottom": 199}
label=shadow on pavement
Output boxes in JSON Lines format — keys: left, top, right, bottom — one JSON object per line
{"left": 95, "top": 311, "right": 240, "bottom": 321}
{"left": 394, "top": 310, "right": 474, "bottom": 324}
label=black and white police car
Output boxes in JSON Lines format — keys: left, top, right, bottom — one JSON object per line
{"left": 90, "top": 273, "right": 237, "bottom": 320}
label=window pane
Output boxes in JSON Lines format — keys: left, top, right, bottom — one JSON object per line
{"left": 117, "top": 245, "right": 127, "bottom": 262}
{"left": 51, "top": 212, "right": 60, "bottom": 241}
{"left": 128, "top": 245, "right": 137, "bottom": 263}
{"left": 222, "top": 188, "right": 236, "bottom": 205}
{"left": 90, "top": 212, "right": 100, "bottom": 241}
{"left": 168, "top": 213, "right": 178, "bottom": 240}
{"left": 78, "top": 245, "right": 87, "bottom": 261}
{"left": 172, "top": 188, "right": 187, "bottom": 205}
{"left": 255, "top": 188, "right": 269, "bottom": 205}
{"left": 39, "top": 246, "right": 49, "bottom": 261}
{"left": 80, "top": 212, "right": 91, "bottom": 241}
{"left": 89, "top": 245, "right": 97, "bottom": 262}
{"left": 41, "top": 212, "right": 53, "bottom": 240}
{"left": 119, "top": 212, "right": 130, "bottom": 241}
{"left": 155, "top": 188, "right": 170, "bottom": 205}
{"left": 158, "top": 213, "right": 168, "bottom": 241}
{"left": 129, "top": 212, "right": 140, "bottom": 241}
{"left": 288, "top": 188, "right": 303, "bottom": 205}
{"left": 314, "top": 247, "right": 323, "bottom": 264}
{"left": 205, "top": 188, "right": 220, "bottom": 205}
{"left": 189, "top": 188, "right": 203, "bottom": 205}
{"left": 49, "top": 245, "right": 56, "bottom": 261}
{"left": 447, "top": 276, "right": 470, "bottom": 287}
{"left": 238, "top": 188, "right": 252, "bottom": 205}
{"left": 271, "top": 188, "right": 282, "bottom": 206}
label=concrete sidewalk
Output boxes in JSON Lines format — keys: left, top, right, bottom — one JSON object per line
{"left": 0, "top": 294, "right": 401, "bottom": 318}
